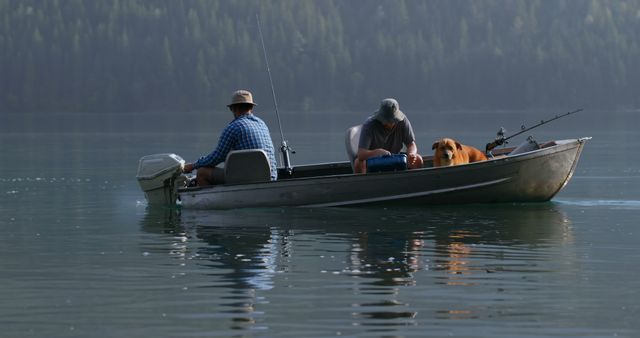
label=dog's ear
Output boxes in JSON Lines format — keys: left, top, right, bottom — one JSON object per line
{"left": 455, "top": 142, "right": 463, "bottom": 150}
{"left": 432, "top": 142, "right": 439, "bottom": 150}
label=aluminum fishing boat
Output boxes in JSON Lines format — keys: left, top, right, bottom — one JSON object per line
{"left": 136, "top": 136, "right": 590, "bottom": 210}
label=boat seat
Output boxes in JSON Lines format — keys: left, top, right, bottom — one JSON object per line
{"left": 224, "top": 149, "right": 271, "bottom": 184}
{"left": 345, "top": 125, "right": 362, "bottom": 168}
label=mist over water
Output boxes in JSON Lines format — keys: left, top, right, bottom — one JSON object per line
{"left": 4, "top": 1, "right": 640, "bottom": 113}
{"left": 1, "top": 109, "right": 639, "bottom": 337}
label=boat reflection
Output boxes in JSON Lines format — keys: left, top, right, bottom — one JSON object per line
{"left": 346, "top": 204, "right": 572, "bottom": 324}
{"left": 140, "top": 203, "right": 573, "bottom": 329}
{"left": 428, "top": 204, "right": 574, "bottom": 285}
{"left": 141, "top": 207, "right": 293, "bottom": 330}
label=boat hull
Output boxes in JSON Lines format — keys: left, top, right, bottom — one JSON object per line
{"left": 178, "top": 138, "right": 588, "bottom": 209}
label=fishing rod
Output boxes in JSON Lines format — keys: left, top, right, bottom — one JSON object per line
{"left": 256, "top": 14, "right": 294, "bottom": 175}
{"left": 485, "top": 108, "right": 584, "bottom": 154}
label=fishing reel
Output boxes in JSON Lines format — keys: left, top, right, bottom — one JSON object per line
{"left": 280, "top": 140, "right": 296, "bottom": 176}
{"left": 485, "top": 127, "right": 507, "bottom": 155}
{"left": 496, "top": 126, "right": 507, "bottom": 144}
{"left": 485, "top": 107, "right": 584, "bottom": 156}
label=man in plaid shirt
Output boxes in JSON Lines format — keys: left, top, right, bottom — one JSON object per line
{"left": 183, "top": 90, "right": 277, "bottom": 185}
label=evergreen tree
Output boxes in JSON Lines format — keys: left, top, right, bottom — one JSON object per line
{"left": 1, "top": 0, "right": 639, "bottom": 113}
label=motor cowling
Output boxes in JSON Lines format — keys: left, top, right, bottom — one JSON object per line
{"left": 136, "top": 154, "right": 186, "bottom": 205}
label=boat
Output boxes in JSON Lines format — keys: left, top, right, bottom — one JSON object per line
{"left": 136, "top": 135, "right": 590, "bottom": 210}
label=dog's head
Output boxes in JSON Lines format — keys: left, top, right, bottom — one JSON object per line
{"left": 432, "top": 138, "right": 462, "bottom": 166}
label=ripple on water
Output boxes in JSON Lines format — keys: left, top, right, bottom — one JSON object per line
{"left": 1, "top": 177, "right": 91, "bottom": 183}
{"left": 555, "top": 199, "right": 640, "bottom": 209}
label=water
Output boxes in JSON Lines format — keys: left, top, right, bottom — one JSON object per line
{"left": 1, "top": 109, "right": 639, "bottom": 337}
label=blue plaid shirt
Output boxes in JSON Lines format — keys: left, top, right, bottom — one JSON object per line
{"left": 194, "top": 114, "right": 278, "bottom": 180}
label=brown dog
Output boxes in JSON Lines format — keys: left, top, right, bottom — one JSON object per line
{"left": 432, "top": 138, "right": 488, "bottom": 167}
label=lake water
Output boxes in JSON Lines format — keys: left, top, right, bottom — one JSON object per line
{"left": 1, "top": 109, "right": 639, "bottom": 337}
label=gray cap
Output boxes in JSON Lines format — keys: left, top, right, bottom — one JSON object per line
{"left": 373, "top": 98, "right": 405, "bottom": 124}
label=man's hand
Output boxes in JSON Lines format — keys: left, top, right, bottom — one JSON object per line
{"left": 183, "top": 163, "right": 195, "bottom": 173}
{"left": 407, "top": 153, "right": 418, "bottom": 166}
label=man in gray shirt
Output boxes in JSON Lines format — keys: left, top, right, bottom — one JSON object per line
{"left": 354, "top": 98, "right": 424, "bottom": 173}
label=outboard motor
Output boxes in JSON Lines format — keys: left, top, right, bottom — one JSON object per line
{"left": 136, "top": 154, "right": 186, "bottom": 206}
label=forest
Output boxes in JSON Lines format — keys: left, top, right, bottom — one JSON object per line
{"left": 2, "top": 0, "right": 639, "bottom": 113}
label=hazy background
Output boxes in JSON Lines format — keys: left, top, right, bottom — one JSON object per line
{"left": 2, "top": 2, "right": 640, "bottom": 337}
{"left": 2, "top": 0, "right": 640, "bottom": 115}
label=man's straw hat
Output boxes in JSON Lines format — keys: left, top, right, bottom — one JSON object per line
{"left": 227, "top": 90, "right": 257, "bottom": 107}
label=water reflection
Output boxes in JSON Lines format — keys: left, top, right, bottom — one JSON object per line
{"left": 140, "top": 203, "right": 573, "bottom": 332}
{"left": 428, "top": 204, "right": 574, "bottom": 279}
{"left": 346, "top": 204, "right": 572, "bottom": 326}
{"left": 141, "top": 207, "right": 294, "bottom": 330}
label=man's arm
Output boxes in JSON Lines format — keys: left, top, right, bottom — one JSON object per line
{"left": 356, "top": 147, "right": 391, "bottom": 161}
{"left": 184, "top": 125, "right": 236, "bottom": 172}
{"left": 405, "top": 141, "right": 422, "bottom": 168}
{"left": 406, "top": 141, "right": 418, "bottom": 155}
{"left": 356, "top": 120, "right": 391, "bottom": 161}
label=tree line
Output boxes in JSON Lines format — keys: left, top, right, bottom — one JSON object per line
{"left": 2, "top": 0, "right": 639, "bottom": 113}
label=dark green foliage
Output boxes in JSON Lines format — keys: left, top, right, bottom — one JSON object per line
{"left": 1, "top": 0, "right": 639, "bottom": 113}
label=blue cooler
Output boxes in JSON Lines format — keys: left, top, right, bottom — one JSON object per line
{"left": 366, "top": 154, "right": 408, "bottom": 173}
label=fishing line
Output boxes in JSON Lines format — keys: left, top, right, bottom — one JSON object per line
{"left": 256, "top": 14, "right": 293, "bottom": 174}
